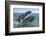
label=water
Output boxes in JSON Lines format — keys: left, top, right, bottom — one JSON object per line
{"left": 13, "top": 13, "right": 39, "bottom": 28}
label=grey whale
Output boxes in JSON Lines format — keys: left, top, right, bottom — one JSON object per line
{"left": 17, "top": 11, "right": 35, "bottom": 24}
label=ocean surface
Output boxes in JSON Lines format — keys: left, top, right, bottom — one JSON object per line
{"left": 13, "top": 13, "right": 39, "bottom": 28}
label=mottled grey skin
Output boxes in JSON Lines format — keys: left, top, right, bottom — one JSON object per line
{"left": 23, "top": 16, "right": 35, "bottom": 23}
{"left": 17, "top": 11, "right": 35, "bottom": 23}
